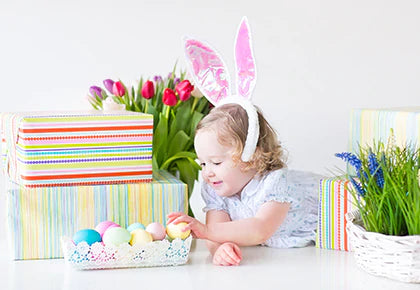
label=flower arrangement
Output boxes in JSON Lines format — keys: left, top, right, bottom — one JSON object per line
{"left": 336, "top": 133, "right": 420, "bottom": 236}
{"left": 87, "top": 70, "right": 210, "bottom": 215}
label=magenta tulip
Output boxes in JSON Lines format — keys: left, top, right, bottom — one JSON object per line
{"left": 162, "top": 88, "right": 177, "bottom": 106}
{"left": 103, "top": 79, "right": 115, "bottom": 94}
{"left": 175, "top": 80, "right": 194, "bottom": 101}
{"left": 89, "top": 86, "right": 104, "bottom": 99}
{"left": 112, "top": 81, "right": 125, "bottom": 97}
{"left": 141, "top": 81, "right": 155, "bottom": 99}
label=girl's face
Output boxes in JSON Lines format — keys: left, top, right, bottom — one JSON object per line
{"left": 194, "top": 129, "right": 256, "bottom": 198}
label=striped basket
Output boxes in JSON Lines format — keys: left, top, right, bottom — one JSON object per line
{"left": 346, "top": 211, "right": 420, "bottom": 283}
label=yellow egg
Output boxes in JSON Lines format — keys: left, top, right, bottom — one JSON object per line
{"left": 166, "top": 222, "right": 191, "bottom": 240}
{"left": 130, "top": 229, "right": 153, "bottom": 246}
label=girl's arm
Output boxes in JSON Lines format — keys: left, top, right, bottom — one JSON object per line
{"left": 205, "top": 210, "right": 232, "bottom": 255}
{"left": 206, "top": 201, "right": 290, "bottom": 246}
{"left": 168, "top": 201, "right": 290, "bottom": 246}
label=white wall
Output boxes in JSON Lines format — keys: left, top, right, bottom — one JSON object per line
{"left": 1, "top": 0, "right": 419, "bottom": 175}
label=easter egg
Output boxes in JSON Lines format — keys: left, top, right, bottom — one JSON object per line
{"left": 127, "top": 222, "right": 146, "bottom": 232}
{"left": 102, "top": 227, "right": 131, "bottom": 246}
{"left": 73, "top": 229, "right": 101, "bottom": 246}
{"left": 166, "top": 222, "right": 191, "bottom": 240}
{"left": 95, "top": 221, "right": 120, "bottom": 237}
{"left": 130, "top": 229, "right": 153, "bottom": 245}
{"left": 145, "top": 222, "right": 166, "bottom": 241}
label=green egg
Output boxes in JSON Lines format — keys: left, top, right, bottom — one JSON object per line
{"left": 102, "top": 227, "right": 131, "bottom": 246}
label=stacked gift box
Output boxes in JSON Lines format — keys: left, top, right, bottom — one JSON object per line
{"left": 317, "top": 107, "right": 420, "bottom": 251}
{"left": 1, "top": 111, "right": 188, "bottom": 260}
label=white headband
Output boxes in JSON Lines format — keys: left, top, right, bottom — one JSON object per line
{"left": 184, "top": 17, "right": 259, "bottom": 162}
{"left": 218, "top": 96, "right": 259, "bottom": 162}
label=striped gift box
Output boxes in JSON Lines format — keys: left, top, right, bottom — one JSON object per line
{"left": 350, "top": 107, "right": 420, "bottom": 152}
{"left": 316, "top": 177, "right": 358, "bottom": 251}
{"left": 6, "top": 170, "right": 188, "bottom": 260}
{"left": 1, "top": 111, "right": 153, "bottom": 187}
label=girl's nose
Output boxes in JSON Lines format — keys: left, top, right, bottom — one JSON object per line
{"left": 203, "top": 166, "right": 215, "bottom": 178}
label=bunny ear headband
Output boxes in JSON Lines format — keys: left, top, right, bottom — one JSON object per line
{"left": 184, "top": 16, "right": 258, "bottom": 162}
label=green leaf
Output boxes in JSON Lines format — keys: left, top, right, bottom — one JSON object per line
{"left": 175, "top": 101, "right": 192, "bottom": 135}
{"left": 152, "top": 154, "right": 159, "bottom": 172}
{"left": 196, "top": 97, "right": 209, "bottom": 113}
{"left": 190, "top": 111, "right": 204, "bottom": 138}
{"left": 168, "top": 116, "right": 178, "bottom": 142}
{"left": 153, "top": 113, "right": 168, "bottom": 167}
{"left": 147, "top": 104, "right": 159, "bottom": 128}
{"left": 174, "top": 158, "right": 198, "bottom": 215}
{"left": 168, "top": 130, "right": 190, "bottom": 157}
{"left": 160, "top": 151, "right": 197, "bottom": 170}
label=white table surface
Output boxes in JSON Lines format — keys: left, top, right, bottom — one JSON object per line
{"left": 0, "top": 237, "right": 419, "bottom": 290}
{"left": 0, "top": 177, "right": 419, "bottom": 290}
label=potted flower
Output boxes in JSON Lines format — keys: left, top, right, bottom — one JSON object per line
{"left": 87, "top": 69, "right": 210, "bottom": 216}
{"left": 335, "top": 133, "right": 420, "bottom": 283}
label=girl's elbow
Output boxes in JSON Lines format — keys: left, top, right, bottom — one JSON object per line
{"left": 254, "top": 228, "right": 273, "bottom": 244}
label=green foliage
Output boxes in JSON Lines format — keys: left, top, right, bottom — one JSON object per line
{"left": 88, "top": 70, "right": 210, "bottom": 216}
{"left": 342, "top": 138, "right": 420, "bottom": 236}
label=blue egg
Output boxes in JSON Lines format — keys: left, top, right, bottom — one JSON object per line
{"left": 73, "top": 229, "right": 101, "bottom": 245}
{"left": 127, "top": 222, "right": 146, "bottom": 232}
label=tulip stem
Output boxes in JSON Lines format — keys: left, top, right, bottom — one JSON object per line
{"left": 191, "top": 97, "right": 198, "bottom": 114}
{"left": 165, "top": 106, "right": 170, "bottom": 119}
{"left": 145, "top": 100, "right": 149, "bottom": 113}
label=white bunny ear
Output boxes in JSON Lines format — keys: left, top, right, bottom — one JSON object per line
{"left": 234, "top": 16, "right": 257, "bottom": 100}
{"left": 184, "top": 37, "right": 231, "bottom": 105}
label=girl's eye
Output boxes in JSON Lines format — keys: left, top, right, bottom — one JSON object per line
{"left": 200, "top": 162, "right": 206, "bottom": 167}
{"left": 213, "top": 162, "right": 221, "bottom": 166}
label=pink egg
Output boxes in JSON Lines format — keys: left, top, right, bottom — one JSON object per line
{"left": 145, "top": 222, "right": 166, "bottom": 241}
{"left": 95, "top": 221, "right": 121, "bottom": 237}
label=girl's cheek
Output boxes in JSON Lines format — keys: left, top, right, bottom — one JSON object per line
{"left": 201, "top": 172, "right": 209, "bottom": 183}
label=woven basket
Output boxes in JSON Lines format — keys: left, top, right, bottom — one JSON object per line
{"left": 346, "top": 210, "right": 420, "bottom": 283}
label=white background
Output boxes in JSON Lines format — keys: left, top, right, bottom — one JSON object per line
{"left": 1, "top": 0, "right": 419, "bottom": 175}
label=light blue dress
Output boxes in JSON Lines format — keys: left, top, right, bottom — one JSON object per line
{"left": 201, "top": 168, "right": 323, "bottom": 248}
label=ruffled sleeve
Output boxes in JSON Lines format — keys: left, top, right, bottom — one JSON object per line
{"left": 255, "top": 169, "right": 295, "bottom": 208}
{"left": 201, "top": 182, "right": 228, "bottom": 213}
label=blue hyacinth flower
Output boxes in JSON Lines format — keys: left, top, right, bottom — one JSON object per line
{"left": 335, "top": 152, "right": 362, "bottom": 177}
{"left": 367, "top": 151, "right": 384, "bottom": 188}
{"left": 349, "top": 177, "right": 365, "bottom": 197}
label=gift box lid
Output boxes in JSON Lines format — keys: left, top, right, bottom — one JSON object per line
{"left": 1, "top": 111, "right": 154, "bottom": 187}
{"left": 350, "top": 107, "right": 420, "bottom": 152}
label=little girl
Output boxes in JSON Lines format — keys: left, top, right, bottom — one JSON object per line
{"left": 167, "top": 18, "right": 322, "bottom": 266}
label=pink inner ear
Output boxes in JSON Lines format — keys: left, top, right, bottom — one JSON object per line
{"left": 185, "top": 39, "right": 230, "bottom": 105}
{"left": 235, "top": 19, "right": 256, "bottom": 100}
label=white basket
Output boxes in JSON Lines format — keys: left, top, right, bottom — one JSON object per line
{"left": 346, "top": 210, "right": 420, "bottom": 283}
{"left": 61, "top": 236, "right": 192, "bottom": 270}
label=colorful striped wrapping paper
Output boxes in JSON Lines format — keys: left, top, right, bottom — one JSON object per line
{"left": 6, "top": 170, "right": 188, "bottom": 260}
{"left": 1, "top": 111, "right": 153, "bottom": 187}
{"left": 350, "top": 107, "right": 420, "bottom": 152}
{"left": 316, "top": 178, "right": 358, "bottom": 251}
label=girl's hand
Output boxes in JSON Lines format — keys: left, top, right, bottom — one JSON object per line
{"left": 213, "top": 242, "right": 242, "bottom": 266}
{"left": 166, "top": 212, "right": 208, "bottom": 239}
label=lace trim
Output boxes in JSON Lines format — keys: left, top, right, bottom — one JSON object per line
{"left": 61, "top": 236, "right": 192, "bottom": 270}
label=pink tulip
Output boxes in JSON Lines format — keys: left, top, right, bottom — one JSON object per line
{"left": 112, "top": 81, "right": 125, "bottom": 97}
{"left": 175, "top": 80, "right": 194, "bottom": 101}
{"left": 162, "top": 88, "right": 177, "bottom": 106}
{"left": 141, "top": 81, "right": 155, "bottom": 99}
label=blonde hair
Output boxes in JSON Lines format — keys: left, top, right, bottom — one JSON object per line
{"left": 196, "top": 103, "right": 286, "bottom": 175}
